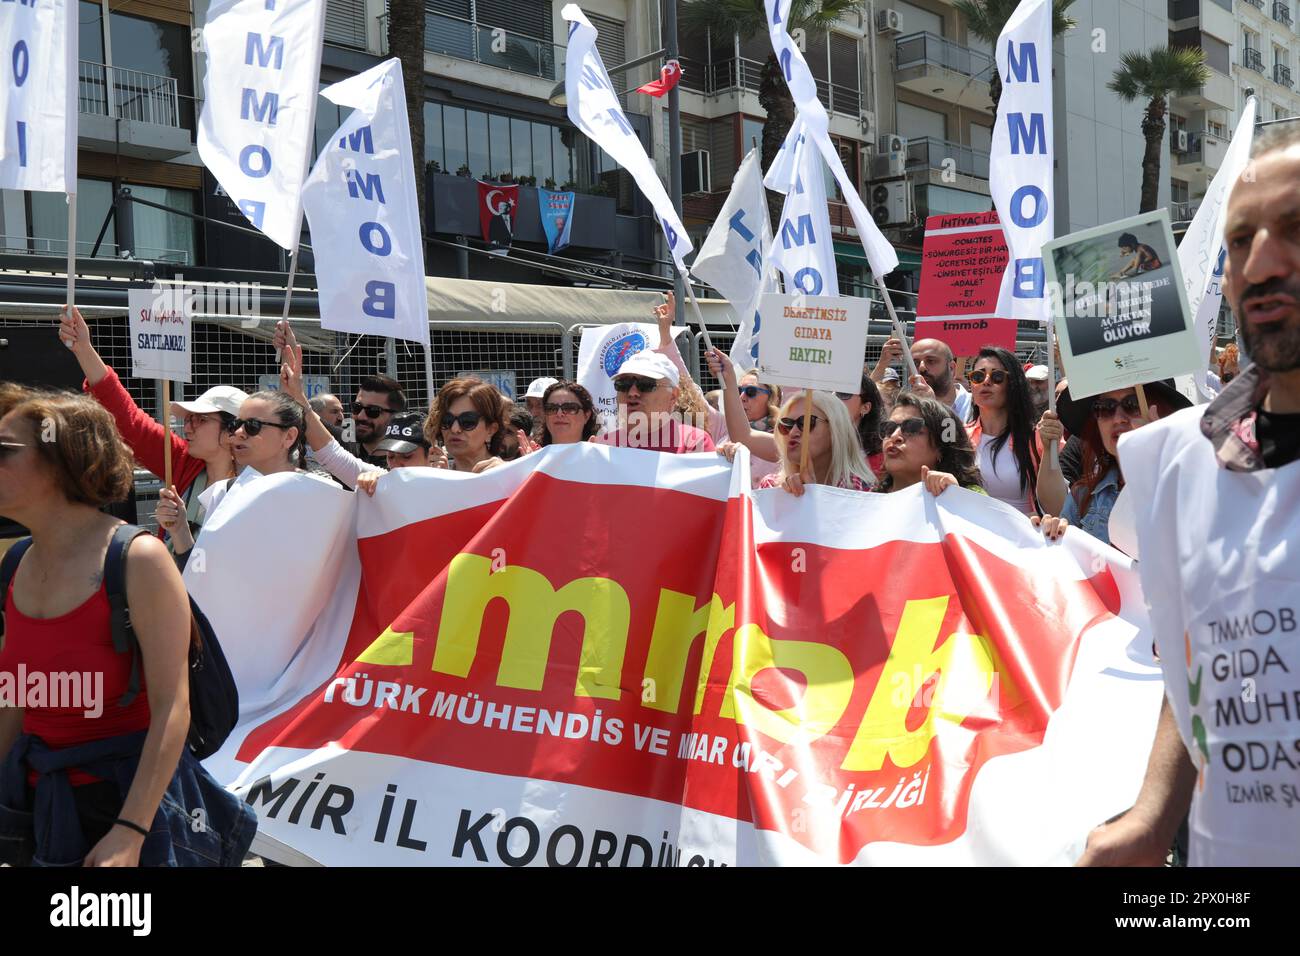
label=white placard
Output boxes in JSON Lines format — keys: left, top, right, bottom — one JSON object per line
{"left": 129, "top": 288, "right": 192, "bottom": 384}
{"left": 1043, "top": 210, "right": 1203, "bottom": 399}
{"left": 756, "top": 293, "right": 868, "bottom": 394}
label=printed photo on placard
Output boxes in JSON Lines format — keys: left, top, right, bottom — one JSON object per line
{"left": 1042, "top": 210, "right": 1204, "bottom": 399}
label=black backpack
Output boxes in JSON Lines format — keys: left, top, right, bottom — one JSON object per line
{"left": 0, "top": 524, "right": 239, "bottom": 760}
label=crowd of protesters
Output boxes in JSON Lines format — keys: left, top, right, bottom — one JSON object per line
{"left": 1, "top": 124, "right": 1297, "bottom": 869}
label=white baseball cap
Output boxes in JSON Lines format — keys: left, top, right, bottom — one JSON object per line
{"left": 1025, "top": 365, "right": 1050, "bottom": 382}
{"left": 170, "top": 385, "right": 249, "bottom": 419}
{"left": 614, "top": 351, "right": 679, "bottom": 387}
{"left": 525, "top": 377, "right": 559, "bottom": 399}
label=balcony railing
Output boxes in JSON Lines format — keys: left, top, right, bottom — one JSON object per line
{"left": 681, "top": 55, "right": 862, "bottom": 117}
{"left": 896, "top": 32, "right": 995, "bottom": 82}
{"left": 905, "top": 135, "right": 990, "bottom": 179}
{"left": 1275, "top": 62, "right": 1294, "bottom": 86}
{"left": 409, "top": 10, "right": 566, "bottom": 80}
{"left": 0, "top": 233, "right": 190, "bottom": 264}
{"left": 1273, "top": 1, "right": 1293, "bottom": 23}
{"left": 78, "top": 61, "right": 180, "bottom": 127}
{"left": 1242, "top": 0, "right": 1265, "bottom": 9}
{"left": 1243, "top": 47, "right": 1265, "bottom": 72}
{"left": 1171, "top": 199, "right": 1202, "bottom": 222}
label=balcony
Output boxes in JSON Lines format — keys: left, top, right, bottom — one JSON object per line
{"left": 679, "top": 55, "right": 863, "bottom": 118}
{"left": 905, "top": 136, "right": 990, "bottom": 179}
{"left": 1173, "top": 68, "right": 1234, "bottom": 110}
{"left": 1241, "top": 0, "right": 1264, "bottom": 9}
{"left": 1274, "top": 1, "right": 1293, "bottom": 24}
{"left": 1173, "top": 131, "right": 1228, "bottom": 177}
{"left": 1275, "top": 63, "right": 1294, "bottom": 87}
{"left": 410, "top": 10, "right": 566, "bottom": 80}
{"left": 1243, "top": 48, "right": 1265, "bottom": 73}
{"left": 76, "top": 61, "right": 191, "bottom": 160}
{"left": 1171, "top": 199, "right": 1203, "bottom": 223}
{"left": 895, "top": 33, "right": 994, "bottom": 111}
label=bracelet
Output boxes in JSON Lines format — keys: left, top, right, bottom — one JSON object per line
{"left": 112, "top": 817, "right": 150, "bottom": 838}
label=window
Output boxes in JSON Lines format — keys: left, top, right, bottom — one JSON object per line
{"left": 27, "top": 178, "right": 115, "bottom": 257}
{"left": 108, "top": 13, "right": 196, "bottom": 130}
{"left": 467, "top": 110, "right": 490, "bottom": 179}
{"left": 969, "top": 123, "right": 992, "bottom": 152}
{"left": 128, "top": 185, "right": 198, "bottom": 264}
{"left": 1208, "top": 119, "right": 1227, "bottom": 137}
{"left": 897, "top": 102, "right": 947, "bottom": 141}
{"left": 1171, "top": 179, "right": 1190, "bottom": 204}
{"left": 895, "top": 0, "right": 944, "bottom": 36}
{"left": 425, "top": 102, "right": 445, "bottom": 170}
{"left": 79, "top": 0, "right": 104, "bottom": 63}
{"left": 742, "top": 117, "right": 763, "bottom": 156}
{"left": 444, "top": 106, "right": 468, "bottom": 174}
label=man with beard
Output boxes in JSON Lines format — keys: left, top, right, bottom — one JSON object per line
{"left": 890, "top": 337, "right": 973, "bottom": 421}
{"left": 350, "top": 374, "right": 406, "bottom": 468}
{"left": 1078, "top": 123, "right": 1300, "bottom": 867}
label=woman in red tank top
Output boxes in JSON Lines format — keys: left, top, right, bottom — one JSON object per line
{"left": 0, "top": 384, "right": 192, "bottom": 866}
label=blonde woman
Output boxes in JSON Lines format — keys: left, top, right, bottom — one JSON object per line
{"left": 758, "top": 390, "right": 876, "bottom": 495}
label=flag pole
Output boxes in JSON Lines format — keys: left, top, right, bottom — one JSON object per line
{"left": 681, "top": 273, "right": 716, "bottom": 353}
{"left": 65, "top": 193, "right": 77, "bottom": 309}
{"left": 1046, "top": 320, "right": 1060, "bottom": 471}
{"left": 876, "top": 282, "right": 919, "bottom": 381}
{"left": 162, "top": 378, "right": 173, "bottom": 488}
{"left": 422, "top": 341, "right": 436, "bottom": 411}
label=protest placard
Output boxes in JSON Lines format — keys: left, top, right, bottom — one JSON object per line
{"left": 914, "top": 211, "right": 1017, "bottom": 355}
{"left": 756, "top": 293, "right": 868, "bottom": 395}
{"left": 1043, "top": 210, "right": 1203, "bottom": 399}
{"left": 128, "top": 288, "right": 192, "bottom": 384}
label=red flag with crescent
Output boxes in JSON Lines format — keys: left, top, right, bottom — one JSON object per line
{"left": 636, "top": 60, "right": 683, "bottom": 97}
{"left": 477, "top": 180, "right": 520, "bottom": 254}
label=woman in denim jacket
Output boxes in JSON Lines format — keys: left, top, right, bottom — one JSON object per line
{"left": 0, "top": 384, "right": 254, "bottom": 866}
{"left": 1039, "top": 381, "right": 1190, "bottom": 547}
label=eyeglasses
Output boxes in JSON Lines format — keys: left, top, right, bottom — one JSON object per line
{"left": 968, "top": 369, "right": 1009, "bottom": 386}
{"left": 1093, "top": 395, "right": 1143, "bottom": 419}
{"left": 776, "top": 416, "right": 823, "bottom": 435}
{"left": 834, "top": 391, "right": 858, "bottom": 401}
{"left": 225, "top": 417, "right": 293, "bottom": 437}
{"left": 544, "top": 402, "right": 584, "bottom": 415}
{"left": 613, "top": 376, "right": 661, "bottom": 393}
{"left": 880, "top": 418, "right": 928, "bottom": 439}
{"left": 182, "top": 413, "right": 215, "bottom": 429}
{"left": 738, "top": 385, "right": 770, "bottom": 399}
{"left": 0, "top": 441, "right": 28, "bottom": 460}
{"left": 351, "top": 402, "right": 391, "bottom": 419}
{"left": 441, "top": 411, "right": 484, "bottom": 432}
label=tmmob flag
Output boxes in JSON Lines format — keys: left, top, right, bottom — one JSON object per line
{"left": 198, "top": 0, "right": 326, "bottom": 250}
{"left": 1176, "top": 97, "right": 1255, "bottom": 401}
{"left": 764, "top": 0, "right": 896, "bottom": 279}
{"left": 562, "top": 4, "right": 692, "bottom": 271}
{"left": 767, "top": 123, "right": 839, "bottom": 298}
{"left": 990, "top": 0, "right": 1054, "bottom": 324}
{"left": 302, "top": 59, "right": 430, "bottom": 348}
{"left": 691, "top": 149, "right": 774, "bottom": 367}
{"left": 0, "top": 0, "right": 77, "bottom": 192}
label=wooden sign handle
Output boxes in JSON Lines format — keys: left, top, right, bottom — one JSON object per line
{"left": 162, "top": 379, "right": 173, "bottom": 488}
{"left": 797, "top": 396, "right": 814, "bottom": 478}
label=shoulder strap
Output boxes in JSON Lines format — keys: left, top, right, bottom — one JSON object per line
{"left": 105, "top": 524, "right": 150, "bottom": 707}
{"left": 0, "top": 537, "right": 34, "bottom": 640}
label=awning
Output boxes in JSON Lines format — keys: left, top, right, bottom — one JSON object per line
{"left": 833, "top": 242, "right": 922, "bottom": 270}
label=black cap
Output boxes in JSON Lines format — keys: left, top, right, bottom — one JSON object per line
{"left": 1056, "top": 379, "right": 1192, "bottom": 436}
{"left": 374, "top": 412, "right": 430, "bottom": 454}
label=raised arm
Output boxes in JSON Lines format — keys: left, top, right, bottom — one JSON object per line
{"left": 653, "top": 292, "right": 715, "bottom": 427}
{"left": 1035, "top": 410, "right": 1069, "bottom": 516}
{"left": 274, "top": 321, "right": 334, "bottom": 453}
{"left": 704, "top": 347, "right": 778, "bottom": 461}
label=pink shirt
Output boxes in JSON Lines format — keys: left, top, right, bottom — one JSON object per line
{"left": 593, "top": 418, "right": 716, "bottom": 454}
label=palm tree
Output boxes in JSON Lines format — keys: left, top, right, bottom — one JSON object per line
{"left": 952, "top": 0, "right": 1077, "bottom": 114}
{"left": 1108, "top": 46, "right": 1209, "bottom": 212}
{"left": 388, "top": 0, "right": 427, "bottom": 225}
{"left": 680, "top": 1, "right": 866, "bottom": 178}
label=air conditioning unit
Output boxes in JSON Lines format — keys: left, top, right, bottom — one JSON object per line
{"left": 875, "top": 8, "right": 903, "bottom": 34}
{"left": 681, "top": 149, "right": 711, "bottom": 195}
{"left": 871, "top": 180, "right": 911, "bottom": 227}
{"left": 1175, "top": 129, "right": 1190, "bottom": 152}
{"left": 877, "top": 134, "right": 906, "bottom": 154}
{"left": 870, "top": 151, "right": 907, "bottom": 180}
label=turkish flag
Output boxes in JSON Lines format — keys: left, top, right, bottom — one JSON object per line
{"left": 477, "top": 180, "right": 519, "bottom": 255}
{"left": 636, "top": 59, "right": 683, "bottom": 97}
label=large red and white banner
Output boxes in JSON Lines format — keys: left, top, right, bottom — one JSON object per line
{"left": 192, "top": 447, "right": 1162, "bottom": 865}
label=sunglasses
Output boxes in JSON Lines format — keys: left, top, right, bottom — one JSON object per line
{"left": 968, "top": 369, "right": 1009, "bottom": 386}
{"left": 613, "top": 377, "right": 660, "bottom": 393}
{"left": 544, "top": 402, "right": 584, "bottom": 415}
{"left": 880, "top": 418, "right": 927, "bottom": 439}
{"left": 834, "top": 391, "right": 858, "bottom": 401}
{"left": 351, "top": 402, "right": 391, "bottom": 418}
{"left": 738, "top": 385, "right": 770, "bottom": 399}
{"left": 441, "top": 411, "right": 484, "bottom": 432}
{"left": 1093, "top": 395, "right": 1143, "bottom": 419}
{"left": 0, "top": 441, "right": 28, "bottom": 460}
{"left": 776, "top": 416, "right": 823, "bottom": 435}
{"left": 226, "top": 417, "right": 293, "bottom": 437}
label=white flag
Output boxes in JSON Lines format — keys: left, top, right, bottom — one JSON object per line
{"left": 1176, "top": 98, "right": 1256, "bottom": 401}
{"left": 763, "top": 1, "right": 897, "bottom": 279}
{"left": 768, "top": 124, "right": 839, "bottom": 299}
{"left": 692, "top": 149, "right": 774, "bottom": 367}
{"left": 990, "top": 0, "right": 1054, "bottom": 323}
{"left": 561, "top": 4, "right": 692, "bottom": 271}
{"left": 301, "top": 59, "right": 430, "bottom": 347}
{"left": 0, "top": 0, "right": 77, "bottom": 192}
{"left": 197, "top": 0, "right": 325, "bottom": 250}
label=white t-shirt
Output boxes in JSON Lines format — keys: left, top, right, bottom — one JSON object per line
{"left": 1121, "top": 407, "right": 1300, "bottom": 866}
{"left": 977, "top": 433, "right": 1032, "bottom": 514}
{"left": 950, "top": 383, "right": 973, "bottom": 423}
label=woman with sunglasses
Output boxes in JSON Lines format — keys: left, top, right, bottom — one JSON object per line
{"left": 538, "top": 381, "right": 599, "bottom": 445}
{"left": 758, "top": 391, "right": 875, "bottom": 495}
{"left": 874, "top": 394, "right": 984, "bottom": 495}
{"left": 429, "top": 378, "right": 506, "bottom": 473}
{"left": 965, "top": 347, "right": 1060, "bottom": 516}
{"left": 1035, "top": 383, "right": 1188, "bottom": 546}
{"left": 58, "top": 305, "right": 243, "bottom": 548}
